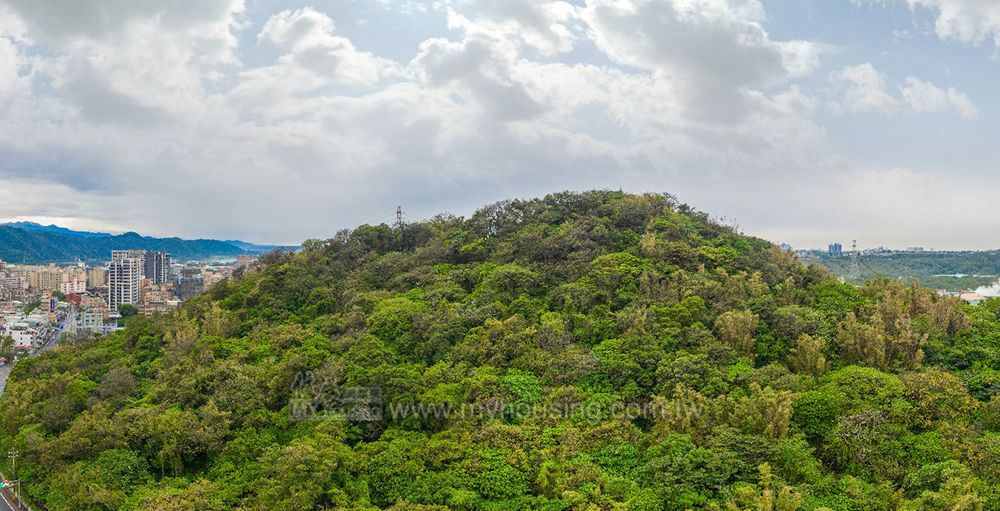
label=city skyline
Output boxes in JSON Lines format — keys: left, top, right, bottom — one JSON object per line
{"left": 0, "top": 216, "right": 989, "bottom": 253}
{"left": 2, "top": 1, "right": 1000, "bottom": 248}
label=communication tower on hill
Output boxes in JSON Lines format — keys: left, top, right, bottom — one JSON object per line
{"left": 849, "top": 240, "right": 861, "bottom": 281}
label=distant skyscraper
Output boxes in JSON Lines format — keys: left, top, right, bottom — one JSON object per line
{"left": 112, "top": 249, "right": 147, "bottom": 263}
{"left": 108, "top": 257, "right": 142, "bottom": 313}
{"left": 828, "top": 243, "right": 843, "bottom": 257}
{"left": 144, "top": 251, "right": 171, "bottom": 284}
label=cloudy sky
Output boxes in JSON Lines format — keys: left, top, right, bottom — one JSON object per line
{"left": 0, "top": 0, "right": 997, "bottom": 248}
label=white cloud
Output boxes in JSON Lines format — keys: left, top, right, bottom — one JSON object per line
{"left": 854, "top": 0, "right": 1000, "bottom": 47}
{"left": 899, "top": 76, "right": 979, "bottom": 118}
{"left": 909, "top": 0, "right": 1000, "bottom": 46}
{"left": 450, "top": 0, "right": 579, "bottom": 56}
{"left": 258, "top": 8, "right": 398, "bottom": 87}
{"left": 829, "top": 63, "right": 977, "bottom": 118}
{"left": 829, "top": 63, "right": 898, "bottom": 114}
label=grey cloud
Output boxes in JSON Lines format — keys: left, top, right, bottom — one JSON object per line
{"left": 57, "top": 58, "right": 172, "bottom": 126}
{"left": 2, "top": 0, "right": 241, "bottom": 41}
{"left": 582, "top": 0, "right": 799, "bottom": 123}
{"left": 0, "top": 144, "right": 121, "bottom": 192}
{"left": 414, "top": 36, "right": 545, "bottom": 121}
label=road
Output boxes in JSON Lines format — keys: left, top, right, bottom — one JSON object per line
{"left": 0, "top": 364, "right": 10, "bottom": 396}
{"left": 0, "top": 487, "right": 17, "bottom": 511}
{"left": 33, "top": 312, "right": 69, "bottom": 355}
{"left": 0, "top": 363, "right": 17, "bottom": 511}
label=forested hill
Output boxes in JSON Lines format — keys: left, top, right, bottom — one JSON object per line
{"left": 4, "top": 191, "right": 1000, "bottom": 510}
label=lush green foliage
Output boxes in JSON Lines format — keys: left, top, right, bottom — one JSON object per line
{"left": 2, "top": 191, "right": 999, "bottom": 510}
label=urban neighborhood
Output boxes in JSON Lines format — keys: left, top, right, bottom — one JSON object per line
{"left": 0, "top": 253, "right": 255, "bottom": 357}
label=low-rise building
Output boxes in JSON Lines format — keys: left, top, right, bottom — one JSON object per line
{"left": 59, "top": 279, "right": 87, "bottom": 295}
{"left": 140, "top": 282, "right": 179, "bottom": 316}
{"left": 0, "top": 272, "right": 28, "bottom": 301}
{"left": 139, "top": 299, "right": 182, "bottom": 316}
{"left": 237, "top": 255, "right": 254, "bottom": 268}
{"left": 0, "top": 310, "right": 48, "bottom": 349}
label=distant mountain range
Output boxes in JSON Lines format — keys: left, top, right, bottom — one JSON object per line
{"left": 2, "top": 221, "right": 113, "bottom": 239}
{"left": 0, "top": 222, "right": 296, "bottom": 263}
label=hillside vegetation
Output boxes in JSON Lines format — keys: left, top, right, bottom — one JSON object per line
{"left": 3, "top": 191, "right": 1000, "bottom": 510}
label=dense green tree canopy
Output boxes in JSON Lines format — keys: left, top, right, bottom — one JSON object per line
{"left": 2, "top": 191, "right": 999, "bottom": 510}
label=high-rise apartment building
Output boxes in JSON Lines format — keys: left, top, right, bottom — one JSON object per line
{"left": 26, "top": 266, "right": 68, "bottom": 292}
{"left": 112, "top": 250, "right": 147, "bottom": 264}
{"left": 108, "top": 257, "right": 142, "bottom": 313}
{"left": 144, "top": 252, "right": 171, "bottom": 284}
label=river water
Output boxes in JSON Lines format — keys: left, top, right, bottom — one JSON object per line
{"left": 975, "top": 279, "right": 1000, "bottom": 298}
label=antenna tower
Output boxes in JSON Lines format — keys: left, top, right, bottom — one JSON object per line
{"left": 395, "top": 206, "right": 405, "bottom": 249}
{"left": 850, "top": 240, "right": 861, "bottom": 280}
